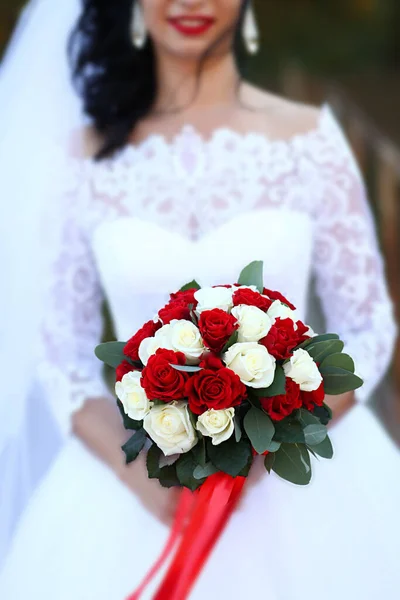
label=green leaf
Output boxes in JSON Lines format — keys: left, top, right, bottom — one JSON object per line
{"left": 272, "top": 443, "right": 312, "bottom": 485}
{"left": 146, "top": 444, "right": 162, "bottom": 479}
{"left": 243, "top": 407, "right": 275, "bottom": 454}
{"left": 117, "top": 400, "right": 143, "bottom": 431}
{"left": 158, "top": 465, "right": 181, "bottom": 488}
{"left": 121, "top": 428, "right": 147, "bottom": 464}
{"left": 320, "top": 352, "right": 355, "bottom": 373}
{"left": 222, "top": 330, "right": 239, "bottom": 353}
{"left": 321, "top": 366, "right": 363, "bottom": 395}
{"left": 191, "top": 438, "right": 206, "bottom": 468}
{"left": 171, "top": 364, "right": 203, "bottom": 373}
{"left": 265, "top": 440, "right": 281, "bottom": 452}
{"left": 176, "top": 453, "right": 200, "bottom": 491}
{"left": 234, "top": 414, "right": 242, "bottom": 443}
{"left": 297, "top": 333, "right": 339, "bottom": 350}
{"left": 95, "top": 341, "right": 127, "bottom": 368}
{"left": 208, "top": 438, "right": 252, "bottom": 478}
{"left": 296, "top": 408, "right": 321, "bottom": 427}
{"left": 264, "top": 452, "right": 275, "bottom": 473}
{"left": 193, "top": 462, "right": 219, "bottom": 480}
{"left": 253, "top": 364, "right": 286, "bottom": 397}
{"left": 274, "top": 418, "right": 305, "bottom": 443}
{"left": 310, "top": 435, "right": 334, "bottom": 459}
{"left": 180, "top": 280, "right": 201, "bottom": 292}
{"left": 237, "top": 261, "right": 264, "bottom": 293}
{"left": 306, "top": 340, "right": 345, "bottom": 364}
{"left": 312, "top": 403, "right": 333, "bottom": 426}
{"left": 303, "top": 424, "right": 328, "bottom": 446}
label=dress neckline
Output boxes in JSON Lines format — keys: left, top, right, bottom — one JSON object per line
{"left": 94, "top": 103, "right": 332, "bottom": 164}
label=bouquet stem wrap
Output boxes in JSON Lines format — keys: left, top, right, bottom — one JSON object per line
{"left": 128, "top": 472, "right": 246, "bottom": 600}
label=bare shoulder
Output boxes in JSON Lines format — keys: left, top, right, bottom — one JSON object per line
{"left": 240, "top": 83, "right": 323, "bottom": 139}
{"left": 67, "top": 125, "right": 103, "bottom": 159}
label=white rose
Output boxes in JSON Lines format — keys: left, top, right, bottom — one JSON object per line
{"left": 143, "top": 402, "right": 198, "bottom": 456}
{"left": 115, "top": 371, "right": 152, "bottom": 421}
{"left": 223, "top": 342, "right": 276, "bottom": 389}
{"left": 194, "top": 286, "right": 233, "bottom": 314}
{"left": 231, "top": 305, "right": 272, "bottom": 343}
{"left": 138, "top": 324, "right": 173, "bottom": 365}
{"left": 267, "top": 300, "right": 299, "bottom": 326}
{"left": 169, "top": 320, "right": 205, "bottom": 363}
{"left": 196, "top": 408, "right": 235, "bottom": 446}
{"left": 283, "top": 348, "right": 322, "bottom": 392}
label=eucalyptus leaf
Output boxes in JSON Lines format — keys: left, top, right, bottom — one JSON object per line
{"left": 310, "top": 435, "right": 334, "bottom": 459}
{"left": 264, "top": 452, "right": 275, "bottom": 473}
{"left": 158, "top": 465, "right": 181, "bottom": 488}
{"left": 193, "top": 462, "right": 219, "bottom": 480}
{"left": 121, "top": 428, "right": 147, "bottom": 465}
{"left": 208, "top": 438, "right": 252, "bottom": 478}
{"left": 243, "top": 407, "right": 275, "bottom": 454}
{"left": 303, "top": 424, "right": 328, "bottom": 446}
{"left": 320, "top": 352, "right": 355, "bottom": 373}
{"left": 171, "top": 364, "right": 203, "bottom": 373}
{"left": 253, "top": 365, "right": 286, "bottom": 397}
{"left": 322, "top": 366, "right": 363, "bottom": 395}
{"left": 180, "top": 280, "right": 201, "bottom": 292}
{"left": 274, "top": 418, "right": 305, "bottom": 444}
{"left": 265, "top": 440, "right": 281, "bottom": 452}
{"left": 146, "top": 444, "right": 162, "bottom": 479}
{"left": 234, "top": 415, "right": 242, "bottom": 443}
{"left": 237, "top": 260, "right": 264, "bottom": 293}
{"left": 272, "top": 443, "right": 312, "bottom": 485}
{"left": 312, "top": 403, "right": 333, "bottom": 426}
{"left": 191, "top": 438, "right": 206, "bottom": 468}
{"left": 95, "top": 341, "right": 127, "bottom": 368}
{"left": 297, "top": 333, "right": 339, "bottom": 350}
{"left": 296, "top": 408, "right": 321, "bottom": 427}
{"left": 306, "top": 340, "right": 345, "bottom": 364}
{"left": 222, "top": 330, "right": 239, "bottom": 353}
{"left": 176, "top": 453, "right": 200, "bottom": 491}
{"left": 117, "top": 400, "right": 143, "bottom": 431}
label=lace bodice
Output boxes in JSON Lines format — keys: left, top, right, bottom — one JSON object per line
{"left": 39, "top": 105, "right": 397, "bottom": 435}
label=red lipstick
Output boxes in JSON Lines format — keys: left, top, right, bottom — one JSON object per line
{"left": 168, "top": 16, "right": 215, "bottom": 37}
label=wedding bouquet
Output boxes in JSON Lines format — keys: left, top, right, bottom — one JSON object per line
{"left": 95, "top": 261, "right": 363, "bottom": 600}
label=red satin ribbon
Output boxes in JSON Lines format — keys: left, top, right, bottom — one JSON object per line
{"left": 127, "top": 472, "right": 246, "bottom": 600}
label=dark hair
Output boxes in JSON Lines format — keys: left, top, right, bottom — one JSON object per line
{"left": 69, "top": 0, "right": 249, "bottom": 159}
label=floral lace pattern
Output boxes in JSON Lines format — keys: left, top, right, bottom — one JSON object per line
{"left": 40, "top": 105, "right": 397, "bottom": 434}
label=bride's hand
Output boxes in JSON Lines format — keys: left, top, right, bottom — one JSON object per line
{"left": 118, "top": 454, "right": 180, "bottom": 526}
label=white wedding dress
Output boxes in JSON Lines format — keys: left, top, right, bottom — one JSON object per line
{"left": 1, "top": 105, "right": 399, "bottom": 600}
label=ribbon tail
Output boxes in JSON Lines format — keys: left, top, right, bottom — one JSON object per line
{"left": 153, "top": 473, "right": 246, "bottom": 600}
{"left": 126, "top": 489, "right": 194, "bottom": 600}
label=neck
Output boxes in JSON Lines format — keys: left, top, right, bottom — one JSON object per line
{"left": 153, "top": 51, "right": 240, "bottom": 113}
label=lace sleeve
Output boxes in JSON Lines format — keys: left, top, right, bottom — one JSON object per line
{"left": 37, "top": 154, "right": 109, "bottom": 436}
{"left": 312, "top": 108, "right": 397, "bottom": 402}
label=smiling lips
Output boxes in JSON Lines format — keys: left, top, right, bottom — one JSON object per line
{"left": 167, "top": 16, "right": 215, "bottom": 37}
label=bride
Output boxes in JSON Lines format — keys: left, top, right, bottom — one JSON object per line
{"left": 1, "top": 0, "right": 399, "bottom": 598}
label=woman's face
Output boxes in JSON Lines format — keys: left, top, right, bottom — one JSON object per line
{"left": 140, "top": 0, "right": 243, "bottom": 59}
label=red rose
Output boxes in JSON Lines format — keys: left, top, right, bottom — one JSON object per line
{"left": 301, "top": 382, "right": 325, "bottom": 411}
{"left": 185, "top": 368, "right": 246, "bottom": 415}
{"left": 263, "top": 288, "right": 296, "bottom": 311}
{"left": 116, "top": 360, "right": 135, "bottom": 382}
{"left": 141, "top": 349, "right": 188, "bottom": 402}
{"left": 158, "top": 288, "right": 198, "bottom": 324}
{"left": 233, "top": 288, "right": 272, "bottom": 311}
{"left": 198, "top": 309, "right": 238, "bottom": 354}
{"left": 260, "top": 318, "right": 310, "bottom": 360}
{"left": 124, "top": 320, "right": 162, "bottom": 363}
{"left": 260, "top": 378, "right": 302, "bottom": 421}
{"left": 199, "top": 354, "right": 225, "bottom": 371}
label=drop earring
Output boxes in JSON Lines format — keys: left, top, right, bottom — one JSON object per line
{"left": 131, "top": 1, "right": 147, "bottom": 49}
{"left": 243, "top": 1, "right": 259, "bottom": 55}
